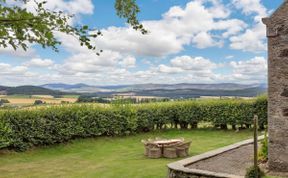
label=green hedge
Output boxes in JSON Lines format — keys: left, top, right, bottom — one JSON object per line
{"left": 0, "top": 97, "right": 267, "bottom": 151}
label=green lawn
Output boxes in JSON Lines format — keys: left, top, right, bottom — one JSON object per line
{"left": 0, "top": 129, "right": 254, "bottom": 178}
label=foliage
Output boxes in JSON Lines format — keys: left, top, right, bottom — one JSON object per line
{"left": 258, "top": 130, "right": 268, "bottom": 162}
{"left": 77, "top": 95, "right": 110, "bottom": 103}
{"left": 0, "top": 115, "right": 11, "bottom": 149}
{"left": 0, "top": 99, "right": 9, "bottom": 103}
{"left": 115, "top": 0, "right": 147, "bottom": 34}
{"left": 60, "top": 101, "right": 70, "bottom": 104}
{"left": 77, "top": 95, "right": 170, "bottom": 104}
{"left": 34, "top": 100, "right": 44, "bottom": 105}
{"left": 0, "top": 97, "right": 267, "bottom": 151}
{"left": 0, "top": 0, "right": 146, "bottom": 53}
{"left": 253, "top": 95, "right": 268, "bottom": 129}
{"left": 0, "top": 98, "right": 9, "bottom": 106}
{"left": 245, "top": 166, "right": 264, "bottom": 178}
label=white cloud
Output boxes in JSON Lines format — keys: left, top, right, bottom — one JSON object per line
{"left": 158, "top": 64, "right": 183, "bottom": 74}
{"left": 90, "top": 0, "right": 246, "bottom": 57}
{"left": 225, "top": 55, "right": 234, "bottom": 59}
{"left": 120, "top": 56, "right": 136, "bottom": 68}
{"left": 229, "top": 23, "right": 266, "bottom": 52}
{"left": 155, "top": 55, "right": 267, "bottom": 83}
{"left": 170, "top": 56, "right": 217, "bottom": 71}
{"left": 59, "top": 50, "right": 122, "bottom": 74}
{"left": 0, "top": 55, "right": 268, "bottom": 85}
{"left": 229, "top": 56, "right": 267, "bottom": 81}
{"left": 22, "top": 0, "right": 94, "bottom": 15}
{"left": 232, "top": 0, "right": 267, "bottom": 21}
{"left": 156, "top": 55, "right": 219, "bottom": 82}
{"left": 0, "top": 46, "right": 36, "bottom": 57}
{"left": 0, "top": 63, "right": 28, "bottom": 75}
{"left": 24, "top": 58, "right": 54, "bottom": 67}
{"left": 207, "top": 0, "right": 230, "bottom": 18}
{"left": 192, "top": 32, "right": 223, "bottom": 48}
{"left": 230, "top": 0, "right": 268, "bottom": 52}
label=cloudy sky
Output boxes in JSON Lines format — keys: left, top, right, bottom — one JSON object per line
{"left": 0, "top": 0, "right": 283, "bottom": 86}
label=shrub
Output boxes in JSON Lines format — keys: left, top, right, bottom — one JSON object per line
{"left": 0, "top": 114, "right": 12, "bottom": 149}
{"left": 0, "top": 97, "right": 268, "bottom": 151}
{"left": 61, "top": 101, "right": 70, "bottom": 104}
{"left": 0, "top": 99, "right": 10, "bottom": 103}
{"left": 245, "top": 166, "right": 264, "bottom": 178}
{"left": 34, "top": 100, "right": 45, "bottom": 105}
{"left": 258, "top": 130, "right": 268, "bottom": 162}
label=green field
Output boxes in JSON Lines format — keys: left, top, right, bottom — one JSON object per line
{"left": 0, "top": 129, "right": 254, "bottom": 178}
{"left": 0, "top": 94, "right": 78, "bottom": 107}
{"left": 61, "top": 95, "right": 80, "bottom": 98}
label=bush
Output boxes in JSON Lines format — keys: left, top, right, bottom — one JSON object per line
{"left": 0, "top": 115, "right": 12, "bottom": 149}
{"left": 0, "top": 99, "right": 10, "bottom": 104}
{"left": 34, "top": 100, "right": 45, "bottom": 105}
{"left": 0, "top": 96, "right": 268, "bottom": 151}
{"left": 253, "top": 95, "right": 267, "bottom": 129}
{"left": 61, "top": 101, "right": 70, "bottom": 104}
{"left": 258, "top": 130, "right": 268, "bottom": 162}
{"left": 245, "top": 166, "right": 264, "bottom": 178}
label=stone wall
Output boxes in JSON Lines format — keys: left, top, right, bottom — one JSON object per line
{"left": 168, "top": 169, "right": 215, "bottom": 178}
{"left": 263, "top": 2, "right": 288, "bottom": 172}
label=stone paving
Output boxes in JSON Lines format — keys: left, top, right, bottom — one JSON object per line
{"left": 187, "top": 144, "right": 253, "bottom": 176}
{"left": 167, "top": 137, "right": 264, "bottom": 178}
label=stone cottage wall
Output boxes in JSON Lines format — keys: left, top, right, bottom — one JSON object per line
{"left": 263, "top": 4, "right": 288, "bottom": 171}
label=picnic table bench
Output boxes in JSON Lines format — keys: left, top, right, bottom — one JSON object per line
{"left": 142, "top": 138, "right": 191, "bottom": 159}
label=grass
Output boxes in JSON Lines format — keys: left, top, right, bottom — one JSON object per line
{"left": 0, "top": 129, "right": 254, "bottom": 178}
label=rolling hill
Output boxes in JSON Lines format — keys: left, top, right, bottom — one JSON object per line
{"left": 42, "top": 83, "right": 267, "bottom": 98}
{"left": 0, "top": 83, "right": 267, "bottom": 98}
{"left": 0, "top": 85, "right": 66, "bottom": 96}
{"left": 132, "top": 87, "right": 266, "bottom": 98}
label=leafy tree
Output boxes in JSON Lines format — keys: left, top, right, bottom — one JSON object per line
{"left": 0, "top": 0, "right": 146, "bottom": 55}
{"left": 34, "top": 99, "right": 44, "bottom": 105}
{"left": 0, "top": 99, "right": 9, "bottom": 103}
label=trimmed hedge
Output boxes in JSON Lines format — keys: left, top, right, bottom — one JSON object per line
{"left": 0, "top": 97, "right": 267, "bottom": 151}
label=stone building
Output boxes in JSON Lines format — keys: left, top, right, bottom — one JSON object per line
{"left": 262, "top": 0, "right": 288, "bottom": 172}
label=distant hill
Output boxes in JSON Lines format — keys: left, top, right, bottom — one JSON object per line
{"left": 0, "top": 85, "right": 66, "bottom": 96}
{"left": 0, "top": 83, "right": 266, "bottom": 98}
{"left": 132, "top": 87, "right": 267, "bottom": 98}
{"left": 41, "top": 83, "right": 267, "bottom": 95}
{"left": 41, "top": 83, "right": 90, "bottom": 90}
{"left": 41, "top": 83, "right": 267, "bottom": 92}
{"left": 118, "top": 83, "right": 264, "bottom": 91}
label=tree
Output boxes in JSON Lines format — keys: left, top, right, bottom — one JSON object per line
{"left": 34, "top": 99, "right": 44, "bottom": 105}
{"left": 0, "top": 0, "right": 146, "bottom": 55}
{"left": 0, "top": 99, "right": 9, "bottom": 103}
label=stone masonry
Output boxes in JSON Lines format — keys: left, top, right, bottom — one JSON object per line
{"left": 262, "top": 0, "right": 288, "bottom": 172}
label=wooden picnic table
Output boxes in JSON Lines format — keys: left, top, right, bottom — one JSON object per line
{"left": 142, "top": 138, "right": 188, "bottom": 158}
{"left": 152, "top": 139, "right": 184, "bottom": 155}
{"left": 153, "top": 139, "right": 183, "bottom": 145}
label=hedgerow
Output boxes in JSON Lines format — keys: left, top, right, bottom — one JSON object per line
{"left": 0, "top": 97, "right": 267, "bottom": 151}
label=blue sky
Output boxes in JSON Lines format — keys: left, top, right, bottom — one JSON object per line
{"left": 0, "top": 0, "right": 284, "bottom": 86}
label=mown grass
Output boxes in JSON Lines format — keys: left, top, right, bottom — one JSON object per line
{"left": 0, "top": 129, "right": 254, "bottom": 178}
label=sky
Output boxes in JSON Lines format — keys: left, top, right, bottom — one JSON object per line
{"left": 0, "top": 0, "right": 284, "bottom": 86}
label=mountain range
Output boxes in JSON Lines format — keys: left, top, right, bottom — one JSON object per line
{"left": 0, "top": 85, "right": 65, "bottom": 96}
{"left": 40, "top": 83, "right": 267, "bottom": 98}
{"left": 0, "top": 83, "right": 267, "bottom": 98}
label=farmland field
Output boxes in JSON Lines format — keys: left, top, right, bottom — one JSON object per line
{"left": 0, "top": 95, "right": 78, "bottom": 106}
